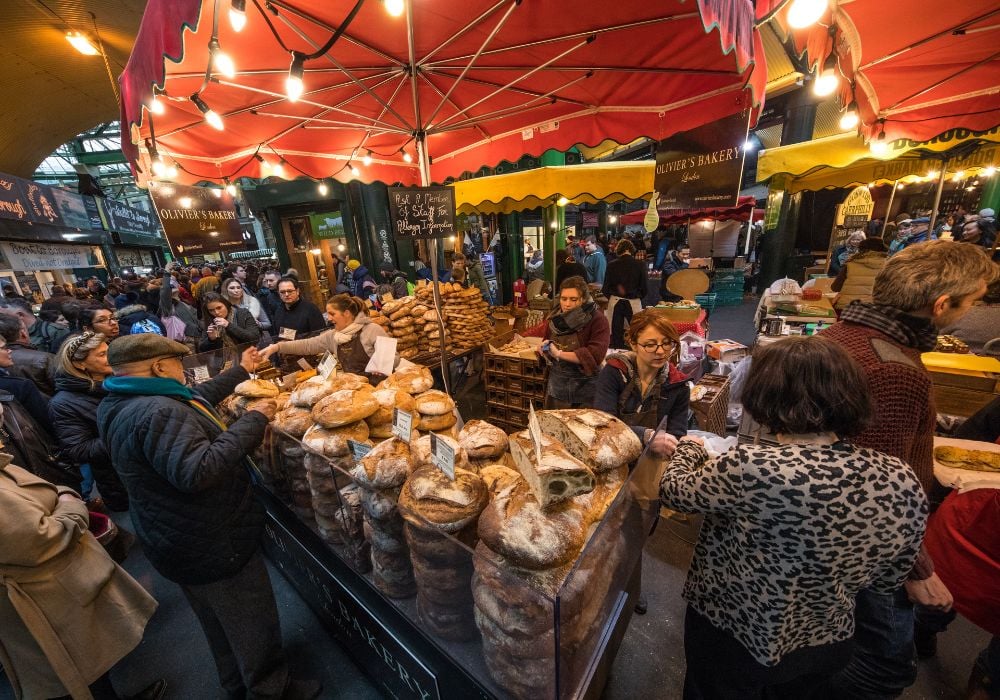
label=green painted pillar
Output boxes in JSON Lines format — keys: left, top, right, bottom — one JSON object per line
{"left": 980, "top": 174, "right": 1000, "bottom": 214}
{"left": 540, "top": 149, "right": 567, "bottom": 286}
{"left": 503, "top": 212, "right": 523, "bottom": 304}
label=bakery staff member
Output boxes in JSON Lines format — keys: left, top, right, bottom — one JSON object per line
{"left": 270, "top": 276, "right": 326, "bottom": 341}
{"left": 524, "top": 275, "right": 610, "bottom": 409}
{"left": 259, "top": 294, "right": 387, "bottom": 376}
{"left": 593, "top": 309, "right": 689, "bottom": 458}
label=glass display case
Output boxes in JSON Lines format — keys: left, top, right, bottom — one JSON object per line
{"left": 181, "top": 348, "right": 664, "bottom": 699}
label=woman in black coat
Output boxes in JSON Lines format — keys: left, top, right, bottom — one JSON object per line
{"left": 198, "top": 292, "right": 262, "bottom": 351}
{"left": 50, "top": 331, "right": 129, "bottom": 511}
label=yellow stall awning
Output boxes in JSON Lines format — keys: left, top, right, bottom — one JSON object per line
{"left": 758, "top": 130, "right": 1000, "bottom": 193}
{"left": 452, "top": 161, "right": 654, "bottom": 215}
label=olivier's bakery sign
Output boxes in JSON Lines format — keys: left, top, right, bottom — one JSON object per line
{"left": 148, "top": 182, "right": 244, "bottom": 257}
{"left": 653, "top": 108, "right": 751, "bottom": 210}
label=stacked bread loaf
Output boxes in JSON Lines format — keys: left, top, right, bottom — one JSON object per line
{"left": 399, "top": 464, "right": 488, "bottom": 640}
{"left": 471, "top": 409, "right": 640, "bottom": 698}
{"left": 376, "top": 296, "right": 440, "bottom": 359}
{"left": 301, "top": 420, "right": 370, "bottom": 548}
{"left": 415, "top": 281, "right": 493, "bottom": 353}
{"left": 412, "top": 389, "right": 457, "bottom": 433}
{"left": 350, "top": 437, "right": 417, "bottom": 598}
{"left": 366, "top": 386, "right": 417, "bottom": 439}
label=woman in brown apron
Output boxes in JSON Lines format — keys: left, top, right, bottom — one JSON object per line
{"left": 594, "top": 308, "right": 690, "bottom": 458}
{"left": 258, "top": 294, "right": 388, "bottom": 377}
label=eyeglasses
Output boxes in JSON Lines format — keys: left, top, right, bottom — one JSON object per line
{"left": 637, "top": 341, "right": 673, "bottom": 353}
{"left": 278, "top": 289, "right": 298, "bottom": 296}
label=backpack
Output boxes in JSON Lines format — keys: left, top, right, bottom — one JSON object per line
{"left": 130, "top": 317, "right": 164, "bottom": 335}
{"left": 161, "top": 314, "right": 187, "bottom": 342}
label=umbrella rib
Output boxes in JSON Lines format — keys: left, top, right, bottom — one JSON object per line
{"left": 267, "top": 0, "right": 405, "bottom": 68}
{"left": 425, "top": 13, "right": 698, "bottom": 65}
{"left": 422, "top": 0, "right": 519, "bottom": 129}
{"left": 882, "top": 83, "right": 1000, "bottom": 117}
{"left": 425, "top": 65, "right": 739, "bottom": 76}
{"left": 251, "top": 110, "right": 409, "bottom": 134}
{"left": 419, "top": 74, "right": 490, "bottom": 141}
{"left": 426, "top": 70, "right": 591, "bottom": 107}
{"left": 881, "top": 52, "right": 1000, "bottom": 113}
{"left": 858, "top": 7, "right": 1000, "bottom": 71}
{"left": 274, "top": 10, "right": 415, "bottom": 131}
{"left": 432, "top": 37, "right": 592, "bottom": 130}
{"left": 355, "top": 75, "right": 413, "bottom": 155}
{"left": 418, "top": 0, "right": 516, "bottom": 67}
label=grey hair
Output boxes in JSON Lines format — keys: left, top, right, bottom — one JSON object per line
{"left": 873, "top": 240, "right": 998, "bottom": 312}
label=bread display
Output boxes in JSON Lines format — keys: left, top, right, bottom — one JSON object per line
{"left": 234, "top": 378, "right": 280, "bottom": 398}
{"left": 508, "top": 431, "right": 595, "bottom": 508}
{"left": 409, "top": 434, "right": 471, "bottom": 472}
{"left": 302, "top": 421, "right": 370, "bottom": 458}
{"left": 289, "top": 376, "right": 333, "bottom": 408}
{"left": 413, "top": 389, "right": 454, "bottom": 415}
{"left": 304, "top": 452, "right": 353, "bottom": 546}
{"left": 367, "top": 387, "right": 416, "bottom": 428}
{"left": 535, "top": 409, "right": 643, "bottom": 471}
{"left": 459, "top": 420, "right": 509, "bottom": 460}
{"left": 311, "top": 387, "right": 379, "bottom": 428}
{"left": 399, "top": 465, "right": 489, "bottom": 640}
{"left": 479, "top": 464, "right": 522, "bottom": 496}
{"left": 381, "top": 365, "right": 433, "bottom": 394}
{"left": 272, "top": 405, "right": 313, "bottom": 438}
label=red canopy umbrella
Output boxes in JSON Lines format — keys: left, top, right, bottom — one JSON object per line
{"left": 620, "top": 195, "right": 758, "bottom": 225}
{"left": 119, "top": 0, "right": 766, "bottom": 188}
{"left": 773, "top": 1, "right": 1000, "bottom": 144}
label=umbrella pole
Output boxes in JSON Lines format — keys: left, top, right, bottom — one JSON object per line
{"left": 880, "top": 179, "right": 899, "bottom": 239}
{"left": 416, "top": 136, "right": 451, "bottom": 394}
{"left": 928, "top": 162, "right": 948, "bottom": 234}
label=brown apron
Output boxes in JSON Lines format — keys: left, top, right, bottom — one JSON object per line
{"left": 336, "top": 333, "right": 370, "bottom": 376}
{"left": 618, "top": 371, "right": 665, "bottom": 430}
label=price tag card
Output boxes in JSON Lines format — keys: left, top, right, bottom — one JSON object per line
{"left": 296, "top": 358, "right": 313, "bottom": 372}
{"left": 317, "top": 352, "right": 337, "bottom": 379}
{"left": 429, "top": 433, "right": 456, "bottom": 480}
{"left": 348, "top": 439, "right": 372, "bottom": 462}
{"left": 528, "top": 402, "right": 543, "bottom": 465}
{"left": 392, "top": 408, "right": 413, "bottom": 441}
{"left": 191, "top": 365, "right": 211, "bottom": 384}
{"left": 279, "top": 327, "right": 297, "bottom": 340}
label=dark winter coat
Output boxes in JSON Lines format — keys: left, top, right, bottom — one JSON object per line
{"left": 271, "top": 297, "right": 327, "bottom": 339}
{"left": 97, "top": 366, "right": 269, "bottom": 585}
{"left": 6, "top": 342, "right": 57, "bottom": 398}
{"left": 602, "top": 253, "right": 648, "bottom": 299}
{"left": 256, "top": 288, "right": 281, "bottom": 322}
{"left": 49, "top": 372, "right": 128, "bottom": 510}
{"left": 593, "top": 353, "right": 690, "bottom": 441}
{"left": 198, "top": 306, "right": 261, "bottom": 351}
{"left": 555, "top": 261, "right": 588, "bottom": 291}
{"left": 28, "top": 319, "right": 70, "bottom": 355}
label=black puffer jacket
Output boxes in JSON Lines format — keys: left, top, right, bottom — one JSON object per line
{"left": 49, "top": 371, "right": 129, "bottom": 511}
{"left": 97, "top": 366, "right": 268, "bottom": 585}
{"left": 198, "top": 306, "right": 261, "bottom": 351}
{"left": 7, "top": 343, "right": 57, "bottom": 398}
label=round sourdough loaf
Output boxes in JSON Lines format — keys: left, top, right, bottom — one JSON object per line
{"left": 414, "top": 389, "right": 455, "bottom": 416}
{"left": 272, "top": 405, "right": 313, "bottom": 438}
{"left": 311, "top": 387, "right": 378, "bottom": 427}
{"left": 302, "top": 421, "right": 370, "bottom": 457}
{"left": 234, "top": 378, "right": 279, "bottom": 398}
{"left": 416, "top": 412, "right": 457, "bottom": 432}
{"left": 351, "top": 436, "right": 413, "bottom": 489}
{"left": 459, "top": 420, "right": 508, "bottom": 459}
{"left": 399, "top": 465, "right": 487, "bottom": 533}
{"left": 367, "top": 387, "right": 416, "bottom": 426}
{"left": 381, "top": 365, "right": 433, "bottom": 394}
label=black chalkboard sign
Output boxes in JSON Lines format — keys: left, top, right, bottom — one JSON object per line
{"left": 387, "top": 186, "right": 456, "bottom": 240}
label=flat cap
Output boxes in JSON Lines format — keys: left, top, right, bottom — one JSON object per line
{"left": 107, "top": 333, "right": 191, "bottom": 367}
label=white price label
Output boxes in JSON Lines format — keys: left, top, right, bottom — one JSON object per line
{"left": 279, "top": 327, "right": 297, "bottom": 340}
{"left": 191, "top": 365, "right": 211, "bottom": 384}
{"left": 348, "top": 439, "right": 372, "bottom": 462}
{"left": 429, "top": 433, "right": 456, "bottom": 480}
{"left": 317, "top": 352, "right": 337, "bottom": 379}
{"left": 296, "top": 358, "right": 313, "bottom": 372}
{"left": 392, "top": 408, "right": 413, "bottom": 441}
{"left": 528, "top": 402, "right": 543, "bottom": 466}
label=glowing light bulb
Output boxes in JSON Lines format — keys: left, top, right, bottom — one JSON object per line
{"left": 213, "top": 188, "right": 222, "bottom": 198}
{"left": 839, "top": 109, "right": 859, "bottom": 131}
{"left": 869, "top": 139, "right": 890, "bottom": 157}
{"left": 985, "top": 166, "right": 997, "bottom": 176}
{"left": 363, "top": 151, "right": 372, "bottom": 166}
{"left": 385, "top": 0, "right": 405, "bottom": 17}
{"left": 310, "top": 248, "right": 322, "bottom": 256}
{"left": 609, "top": 215, "right": 618, "bottom": 224}
{"left": 229, "top": 0, "right": 247, "bottom": 32}
{"left": 557, "top": 196, "right": 569, "bottom": 207}
{"left": 402, "top": 150, "right": 412, "bottom": 163}
{"left": 148, "top": 95, "right": 165, "bottom": 115}
{"left": 166, "top": 164, "right": 179, "bottom": 179}
{"left": 66, "top": 31, "right": 99, "bottom": 55}
{"left": 867, "top": 182, "right": 875, "bottom": 188}
{"left": 180, "top": 196, "right": 193, "bottom": 208}
{"left": 743, "top": 140, "right": 756, "bottom": 152}
{"left": 286, "top": 53, "right": 305, "bottom": 102}
{"left": 787, "top": 0, "right": 828, "bottom": 29}
{"left": 350, "top": 164, "right": 360, "bottom": 178}
{"left": 272, "top": 161, "right": 286, "bottom": 178}
{"left": 926, "top": 170, "right": 939, "bottom": 179}
{"left": 318, "top": 182, "right": 329, "bottom": 196}
{"left": 151, "top": 158, "right": 166, "bottom": 177}
{"left": 211, "top": 42, "right": 236, "bottom": 79}
{"left": 813, "top": 68, "right": 839, "bottom": 97}
{"left": 337, "top": 244, "right": 346, "bottom": 252}
{"left": 953, "top": 170, "right": 965, "bottom": 181}
{"left": 205, "top": 110, "right": 224, "bottom": 130}
{"left": 226, "top": 183, "right": 237, "bottom": 196}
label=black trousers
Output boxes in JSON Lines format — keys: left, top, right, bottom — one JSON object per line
{"left": 609, "top": 298, "right": 636, "bottom": 349}
{"left": 683, "top": 606, "right": 852, "bottom": 700}
{"left": 179, "top": 550, "right": 290, "bottom": 700}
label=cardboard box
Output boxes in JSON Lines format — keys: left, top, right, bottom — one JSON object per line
{"left": 706, "top": 339, "right": 748, "bottom": 363}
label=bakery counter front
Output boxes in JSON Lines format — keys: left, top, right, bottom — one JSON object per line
{"left": 186, "top": 348, "right": 663, "bottom": 700}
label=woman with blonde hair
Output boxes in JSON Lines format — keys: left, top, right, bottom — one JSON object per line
{"left": 221, "top": 277, "right": 271, "bottom": 330}
{"left": 50, "top": 332, "right": 130, "bottom": 512}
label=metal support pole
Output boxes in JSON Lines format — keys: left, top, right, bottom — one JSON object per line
{"left": 880, "top": 180, "right": 900, "bottom": 240}
{"left": 928, "top": 163, "right": 949, "bottom": 234}
{"left": 416, "top": 136, "right": 451, "bottom": 393}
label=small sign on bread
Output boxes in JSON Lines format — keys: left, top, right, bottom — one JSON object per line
{"left": 429, "top": 433, "right": 457, "bottom": 480}
{"left": 392, "top": 408, "right": 414, "bottom": 441}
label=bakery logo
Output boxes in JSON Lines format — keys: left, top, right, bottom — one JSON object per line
{"left": 25, "top": 184, "right": 58, "bottom": 223}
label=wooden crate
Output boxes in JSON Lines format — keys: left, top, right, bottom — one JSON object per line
{"left": 690, "top": 374, "right": 731, "bottom": 436}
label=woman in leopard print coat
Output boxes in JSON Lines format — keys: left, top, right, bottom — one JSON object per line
{"left": 661, "top": 336, "right": 927, "bottom": 698}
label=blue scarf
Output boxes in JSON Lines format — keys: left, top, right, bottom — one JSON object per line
{"left": 103, "top": 375, "right": 194, "bottom": 400}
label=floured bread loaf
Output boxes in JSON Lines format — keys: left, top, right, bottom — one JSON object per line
{"left": 414, "top": 389, "right": 455, "bottom": 416}
{"left": 311, "top": 387, "right": 378, "bottom": 428}
{"left": 234, "top": 378, "right": 279, "bottom": 398}
{"left": 289, "top": 376, "right": 331, "bottom": 408}
{"left": 459, "top": 420, "right": 508, "bottom": 459}
{"left": 272, "top": 405, "right": 313, "bottom": 438}
{"left": 274, "top": 392, "right": 292, "bottom": 412}
{"left": 479, "top": 464, "right": 522, "bottom": 496}
{"left": 416, "top": 411, "right": 457, "bottom": 432}
{"left": 303, "top": 421, "right": 370, "bottom": 458}
{"left": 351, "top": 437, "right": 413, "bottom": 489}
{"left": 409, "top": 434, "right": 470, "bottom": 472}
{"left": 508, "top": 431, "right": 595, "bottom": 508}
{"left": 327, "top": 372, "right": 370, "bottom": 391}
{"left": 367, "top": 387, "right": 416, "bottom": 427}
{"left": 381, "top": 365, "right": 433, "bottom": 394}
{"left": 536, "top": 409, "right": 642, "bottom": 472}
{"left": 399, "top": 465, "right": 488, "bottom": 533}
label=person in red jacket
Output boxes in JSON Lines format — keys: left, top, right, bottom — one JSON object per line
{"left": 820, "top": 240, "right": 997, "bottom": 698}
{"left": 524, "top": 275, "right": 610, "bottom": 408}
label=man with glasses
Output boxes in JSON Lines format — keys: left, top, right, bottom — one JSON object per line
{"left": 98, "top": 333, "right": 321, "bottom": 700}
{"left": 270, "top": 276, "right": 326, "bottom": 342}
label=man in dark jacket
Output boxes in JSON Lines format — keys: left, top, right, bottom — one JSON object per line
{"left": 257, "top": 270, "right": 282, "bottom": 321}
{"left": 602, "top": 239, "right": 648, "bottom": 348}
{"left": 0, "top": 296, "right": 70, "bottom": 354}
{"left": 555, "top": 249, "right": 587, "bottom": 291}
{"left": 98, "top": 334, "right": 319, "bottom": 700}
{"left": 0, "top": 314, "right": 56, "bottom": 397}
{"left": 271, "top": 276, "right": 326, "bottom": 340}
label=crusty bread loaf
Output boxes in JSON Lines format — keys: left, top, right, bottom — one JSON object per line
{"left": 459, "top": 419, "right": 508, "bottom": 459}
{"left": 409, "top": 434, "right": 470, "bottom": 472}
{"left": 311, "top": 387, "right": 378, "bottom": 428}
{"left": 535, "top": 409, "right": 642, "bottom": 472}
{"left": 381, "top": 365, "right": 433, "bottom": 394}
{"left": 416, "top": 411, "right": 457, "bottom": 432}
{"left": 477, "top": 479, "right": 586, "bottom": 570}
{"left": 380, "top": 296, "right": 413, "bottom": 315}
{"left": 367, "top": 387, "right": 416, "bottom": 427}
{"left": 399, "top": 465, "right": 488, "bottom": 533}
{"left": 272, "top": 405, "right": 313, "bottom": 438}
{"left": 413, "top": 389, "right": 455, "bottom": 416}
{"left": 289, "top": 376, "right": 332, "bottom": 408}
{"left": 327, "top": 372, "right": 370, "bottom": 391}
{"left": 274, "top": 392, "right": 292, "bottom": 412}
{"left": 351, "top": 436, "right": 413, "bottom": 489}
{"left": 234, "top": 378, "right": 280, "bottom": 398}
{"left": 479, "top": 464, "right": 522, "bottom": 496}
{"left": 368, "top": 422, "right": 395, "bottom": 439}
{"left": 302, "top": 421, "right": 371, "bottom": 457}
{"left": 508, "top": 431, "right": 595, "bottom": 508}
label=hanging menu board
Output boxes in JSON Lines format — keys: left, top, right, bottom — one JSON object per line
{"left": 387, "top": 186, "right": 456, "bottom": 240}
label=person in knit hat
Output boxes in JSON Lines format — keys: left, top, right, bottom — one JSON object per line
{"left": 819, "top": 240, "right": 998, "bottom": 697}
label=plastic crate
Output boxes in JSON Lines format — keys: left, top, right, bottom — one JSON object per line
{"left": 693, "top": 293, "right": 717, "bottom": 313}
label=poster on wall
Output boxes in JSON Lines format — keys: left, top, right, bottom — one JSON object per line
{"left": 0, "top": 241, "right": 99, "bottom": 270}
{"left": 653, "top": 109, "right": 751, "bottom": 210}
{"left": 97, "top": 197, "right": 160, "bottom": 237}
{"left": 387, "top": 186, "right": 456, "bottom": 240}
{"left": 148, "top": 182, "right": 244, "bottom": 256}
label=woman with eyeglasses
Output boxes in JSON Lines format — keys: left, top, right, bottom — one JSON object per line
{"left": 593, "top": 309, "right": 690, "bottom": 458}
{"left": 81, "top": 307, "right": 120, "bottom": 339}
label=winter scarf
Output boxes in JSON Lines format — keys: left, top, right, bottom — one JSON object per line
{"left": 840, "top": 300, "right": 939, "bottom": 352}
{"left": 333, "top": 321, "right": 364, "bottom": 346}
{"left": 549, "top": 301, "right": 596, "bottom": 337}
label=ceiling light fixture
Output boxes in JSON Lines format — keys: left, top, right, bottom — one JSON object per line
{"left": 224, "top": 178, "right": 238, "bottom": 197}
{"left": 191, "top": 93, "right": 224, "bottom": 130}
{"left": 229, "top": 0, "right": 247, "bottom": 32}
{"left": 743, "top": 139, "right": 756, "bottom": 152}
{"left": 384, "top": 0, "right": 405, "bottom": 17}
{"left": 402, "top": 149, "right": 413, "bottom": 163}
{"left": 839, "top": 103, "right": 859, "bottom": 131}
{"left": 557, "top": 196, "right": 569, "bottom": 207}
{"left": 209, "top": 39, "right": 236, "bottom": 79}
{"left": 272, "top": 159, "right": 287, "bottom": 178}
{"left": 787, "top": 0, "right": 828, "bottom": 29}
{"left": 349, "top": 163, "right": 360, "bottom": 178}
{"left": 66, "top": 31, "right": 99, "bottom": 55}
{"left": 148, "top": 94, "right": 165, "bottom": 115}
{"left": 813, "top": 67, "right": 839, "bottom": 97}
{"left": 286, "top": 52, "right": 305, "bottom": 102}
{"left": 180, "top": 196, "right": 193, "bottom": 208}
{"left": 317, "top": 181, "right": 329, "bottom": 196}
{"left": 363, "top": 150, "right": 373, "bottom": 167}
{"left": 984, "top": 166, "right": 997, "bottom": 176}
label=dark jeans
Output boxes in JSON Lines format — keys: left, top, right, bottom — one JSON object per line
{"left": 683, "top": 606, "right": 852, "bottom": 699}
{"left": 180, "top": 550, "right": 290, "bottom": 700}
{"left": 51, "top": 671, "right": 117, "bottom": 700}
{"left": 820, "top": 587, "right": 917, "bottom": 699}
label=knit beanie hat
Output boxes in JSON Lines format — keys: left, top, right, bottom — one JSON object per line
{"left": 347, "top": 259, "right": 361, "bottom": 271}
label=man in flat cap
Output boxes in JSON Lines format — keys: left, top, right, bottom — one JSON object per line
{"left": 97, "top": 335, "right": 320, "bottom": 700}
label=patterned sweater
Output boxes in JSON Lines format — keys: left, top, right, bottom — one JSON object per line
{"left": 820, "top": 321, "right": 937, "bottom": 494}
{"left": 661, "top": 441, "right": 927, "bottom": 666}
